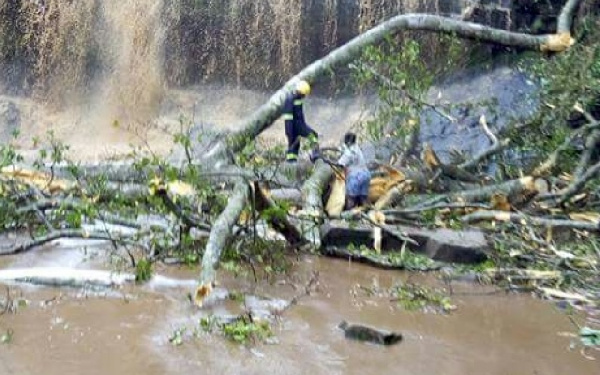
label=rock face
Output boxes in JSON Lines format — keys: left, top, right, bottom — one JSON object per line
{"left": 0, "top": 99, "right": 20, "bottom": 142}
{"left": 420, "top": 66, "right": 538, "bottom": 164}
{"left": 3, "top": 0, "right": 597, "bottom": 95}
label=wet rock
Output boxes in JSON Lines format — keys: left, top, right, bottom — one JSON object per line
{"left": 0, "top": 99, "right": 20, "bottom": 142}
{"left": 244, "top": 295, "right": 291, "bottom": 320}
{"left": 420, "top": 67, "right": 538, "bottom": 164}
{"left": 422, "top": 228, "right": 488, "bottom": 264}
{"left": 361, "top": 137, "right": 401, "bottom": 164}
{"left": 322, "top": 221, "right": 488, "bottom": 264}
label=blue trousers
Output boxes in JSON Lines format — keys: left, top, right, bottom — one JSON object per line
{"left": 286, "top": 121, "right": 317, "bottom": 160}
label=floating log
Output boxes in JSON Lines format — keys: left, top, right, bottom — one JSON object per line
{"left": 338, "top": 320, "right": 403, "bottom": 346}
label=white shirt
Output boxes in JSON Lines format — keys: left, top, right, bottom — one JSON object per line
{"left": 338, "top": 144, "right": 367, "bottom": 172}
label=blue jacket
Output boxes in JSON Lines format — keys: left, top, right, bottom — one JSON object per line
{"left": 283, "top": 92, "right": 317, "bottom": 159}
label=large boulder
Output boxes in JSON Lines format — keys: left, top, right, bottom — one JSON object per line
{"left": 0, "top": 99, "right": 21, "bottom": 142}
{"left": 420, "top": 66, "right": 538, "bottom": 164}
{"left": 321, "top": 220, "right": 489, "bottom": 264}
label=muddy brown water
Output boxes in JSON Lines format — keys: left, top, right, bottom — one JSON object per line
{"left": 0, "top": 242, "right": 599, "bottom": 375}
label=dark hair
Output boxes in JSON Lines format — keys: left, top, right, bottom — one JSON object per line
{"left": 344, "top": 132, "right": 357, "bottom": 146}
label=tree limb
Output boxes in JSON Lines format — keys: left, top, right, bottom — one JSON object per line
{"left": 253, "top": 182, "right": 306, "bottom": 247}
{"left": 0, "top": 268, "right": 135, "bottom": 288}
{"left": 383, "top": 202, "right": 491, "bottom": 216}
{"left": 558, "top": 159, "right": 600, "bottom": 205}
{"left": 416, "top": 176, "right": 537, "bottom": 208}
{"left": 0, "top": 229, "right": 134, "bottom": 256}
{"left": 558, "top": 0, "right": 584, "bottom": 33}
{"left": 225, "top": 14, "right": 567, "bottom": 154}
{"left": 196, "top": 181, "right": 250, "bottom": 294}
{"left": 532, "top": 119, "right": 600, "bottom": 177}
{"left": 154, "top": 187, "right": 211, "bottom": 231}
{"left": 16, "top": 198, "right": 146, "bottom": 230}
{"left": 299, "top": 161, "right": 332, "bottom": 249}
{"left": 459, "top": 138, "right": 510, "bottom": 170}
{"left": 461, "top": 210, "right": 599, "bottom": 232}
{"left": 350, "top": 63, "right": 456, "bottom": 122}
{"left": 573, "top": 129, "right": 600, "bottom": 179}
{"left": 459, "top": 115, "right": 509, "bottom": 170}
{"left": 360, "top": 212, "right": 418, "bottom": 246}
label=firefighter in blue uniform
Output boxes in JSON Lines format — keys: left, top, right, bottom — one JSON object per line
{"left": 283, "top": 80, "right": 319, "bottom": 162}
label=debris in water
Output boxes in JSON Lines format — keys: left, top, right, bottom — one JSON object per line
{"left": 193, "top": 283, "right": 213, "bottom": 307}
{"left": 0, "top": 329, "right": 14, "bottom": 344}
{"left": 338, "top": 320, "right": 403, "bottom": 346}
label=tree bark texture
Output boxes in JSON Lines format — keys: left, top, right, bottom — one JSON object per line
{"left": 299, "top": 161, "right": 333, "bottom": 249}
{"left": 198, "top": 181, "right": 250, "bottom": 287}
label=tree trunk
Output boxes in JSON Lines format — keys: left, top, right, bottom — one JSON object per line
{"left": 299, "top": 161, "right": 333, "bottom": 249}
{"left": 253, "top": 182, "right": 306, "bottom": 246}
{"left": 197, "top": 181, "right": 249, "bottom": 291}
{"left": 224, "top": 12, "right": 579, "bottom": 154}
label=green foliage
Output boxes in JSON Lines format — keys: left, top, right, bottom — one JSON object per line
{"left": 220, "top": 259, "right": 247, "bottom": 278}
{"left": 513, "top": 20, "right": 600, "bottom": 173}
{"left": 134, "top": 258, "right": 153, "bottom": 283}
{"left": 579, "top": 327, "right": 600, "bottom": 347}
{"left": 346, "top": 243, "right": 440, "bottom": 271}
{"left": 0, "top": 329, "right": 13, "bottom": 344}
{"left": 199, "top": 315, "right": 219, "bottom": 332}
{"left": 390, "top": 282, "right": 455, "bottom": 313}
{"left": 199, "top": 314, "right": 272, "bottom": 345}
{"left": 259, "top": 201, "right": 291, "bottom": 222}
{"left": 168, "top": 327, "right": 186, "bottom": 346}
{"left": 222, "top": 236, "right": 292, "bottom": 282}
{"left": 178, "top": 246, "right": 201, "bottom": 266}
{"left": 221, "top": 316, "right": 272, "bottom": 344}
{"left": 351, "top": 34, "right": 467, "bottom": 142}
{"left": 456, "top": 258, "right": 497, "bottom": 273}
{"left": 228, "top": 290, "right": 246, "bottom": 303}
{"left": 0, "top": 146, "right": 23, "bottom": 169}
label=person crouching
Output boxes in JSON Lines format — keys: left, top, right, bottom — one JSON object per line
{"left": 337, "top": 132, "right": 371, "bottom": 210}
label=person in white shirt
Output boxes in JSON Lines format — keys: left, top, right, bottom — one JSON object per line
{"left": 337, "top": 132, "right": 371, "bottom": 210}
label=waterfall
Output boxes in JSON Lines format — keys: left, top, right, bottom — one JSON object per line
{"left": 165, "top": 0, "right": 466, "bottom": 89}
{"left": 7, "top": 0, "right": 168, "bottom": 127}
{"left": 92, "top": 0, "right": 167, "bottom": 125}
{"left": 2, "top": 0, "right": 474, "bottom": 99}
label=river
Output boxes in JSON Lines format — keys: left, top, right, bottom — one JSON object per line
{"left": 0, "top": 240, "right": 598, "bottom": 375}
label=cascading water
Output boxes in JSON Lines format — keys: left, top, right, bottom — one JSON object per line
{"left": 3, "top": 0, "right": 471, "bottom": 97}
{"left": 15, "top": 0, "right": 168, "bottom": 124}
{"left": 91, "top": 0, "right": 167, "bottom": 125}
{"left": 1, "top": 0, "right": 574, "bottom": 158}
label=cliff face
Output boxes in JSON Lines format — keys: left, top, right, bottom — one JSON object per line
{"left": 0, "top": 0, "right": 598, "bottom": 99}
{"left": 151, "top": 0, "right": 463, "bottom": 88}
{"left": 0, "top": 0, "right": 463, "bottom": 97}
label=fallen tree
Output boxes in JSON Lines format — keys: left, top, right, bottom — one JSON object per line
{"left": 1, "top": 0, "right": 599, "bottom": 317}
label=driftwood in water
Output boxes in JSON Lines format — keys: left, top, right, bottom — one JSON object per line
{"left": 338, "top": 320, "right": 403, "bottom": 346}
{"left": 0, "top": 268, "right": 135, "bottom": 288}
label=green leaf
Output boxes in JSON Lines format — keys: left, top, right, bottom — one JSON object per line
{"left": 580, "top": 327, "right": 600, "bottom": 347}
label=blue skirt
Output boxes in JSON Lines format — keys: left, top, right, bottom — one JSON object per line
{"left": 346, "top": 169, "right": 371, "bottom": 197}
